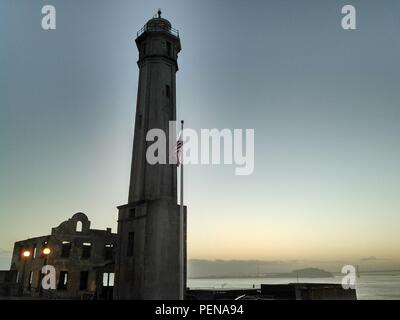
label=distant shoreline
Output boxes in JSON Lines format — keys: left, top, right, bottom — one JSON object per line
{"left": 189, "top": 268, "right": 400, "bottom": 279}
{"left": 189, "top": 275, "right": 332, "bottom": 279}
{"left": 189, "top": 268, "right": 335, "bottom": 279}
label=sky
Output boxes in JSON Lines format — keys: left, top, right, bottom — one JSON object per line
{"left": 1, "top": 0, "right": 400, "bottom": 271}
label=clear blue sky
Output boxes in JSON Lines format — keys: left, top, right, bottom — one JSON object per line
{"left": 1, "top": 0, "right": 400, "bottom": 270}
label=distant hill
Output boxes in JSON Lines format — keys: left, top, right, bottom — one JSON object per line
{"left": 188, "top": 260, "right": 334, "bottom": 279}
{"left": 267, "top": 268, "right": 334, "bottom": 278}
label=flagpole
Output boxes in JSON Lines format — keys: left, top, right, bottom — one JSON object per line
{"left": 179, "top": 120, "right": 184, "bottom": 300}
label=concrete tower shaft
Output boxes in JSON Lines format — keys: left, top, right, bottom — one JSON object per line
{"left": 114, "top": 13, "right": 186, "bottom": 300}
{"left": 128, "top": 16, "right": 181, "bottom": 204}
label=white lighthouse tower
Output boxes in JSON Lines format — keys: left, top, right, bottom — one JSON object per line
{"left": 114, "top": 11, "right": 186, "bottom": 300}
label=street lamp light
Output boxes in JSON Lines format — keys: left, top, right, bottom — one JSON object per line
{"left": 20, "top": 250, "right": 31, "bottom": 295}
{"left": 43, "top": 247, "right": 51, "bottom": 266}
{"left": 40, "top": 247, "right": 51, "bottom": 296}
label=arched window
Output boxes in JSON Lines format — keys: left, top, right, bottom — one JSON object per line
{"left": 76, "top": 221, "right": 83, "bottom": 232}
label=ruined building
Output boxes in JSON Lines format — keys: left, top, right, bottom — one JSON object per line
{"left": 7, "top": 213, "right": 117, "bottom": 299}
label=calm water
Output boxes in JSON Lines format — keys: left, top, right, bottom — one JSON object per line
{"left": 187, "top": 271, "right": 400, "bottom": 300}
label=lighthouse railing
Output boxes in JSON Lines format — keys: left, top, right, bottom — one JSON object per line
{"left": 137, "top": 24, "right": 179, "bottom": 38}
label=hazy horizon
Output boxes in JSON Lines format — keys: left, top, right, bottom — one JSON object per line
{"left": 1, "top": 0, "right": 400, "bottom": 271}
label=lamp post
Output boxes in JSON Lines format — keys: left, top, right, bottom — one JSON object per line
{"left": 43, "top": 247, "right": 51, "bottom": 265}
{"left": 20, "top": 250, "right": 31, "bottom": 296}
{"left": 40, "top": 247, "right": 51, "bottom": 296}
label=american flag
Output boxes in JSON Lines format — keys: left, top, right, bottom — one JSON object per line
{"left": 175, "top": 132, "right": 183, "bottom": 166}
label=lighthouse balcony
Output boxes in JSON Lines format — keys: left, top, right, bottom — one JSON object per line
{"left": 137, "top": 22, "right": 179, "bottom": 38}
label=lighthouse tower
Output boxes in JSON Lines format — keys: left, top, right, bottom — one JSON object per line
{"left": 114, "top": 11, "right": 186, "bottom": 300}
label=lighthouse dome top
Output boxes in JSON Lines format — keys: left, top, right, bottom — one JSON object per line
{"left": 137, "top": 10, "right": 179, "bottom": 38}
{"left": 146, "top": 17, "right": 171, "bottom": 30}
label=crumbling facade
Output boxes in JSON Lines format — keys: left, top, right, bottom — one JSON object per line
{"left": 9, "top": 212, "right": 117, "bottom": 299}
